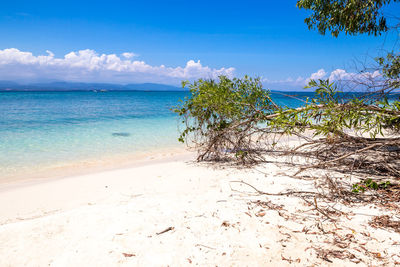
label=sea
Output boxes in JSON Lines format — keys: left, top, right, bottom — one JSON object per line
{"left": 1, "top": 90, "right": 396, "bottom": 182}
{"left": 0, "top": 91, "right": 191, "bottom": 181}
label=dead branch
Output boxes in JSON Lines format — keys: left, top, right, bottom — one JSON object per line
{"left": 156, "top": 226, "right": 175, "bottom": 235}
{"left": 229, "top": 180, "right": 318, "bottom": 196}
{"left": 295, "top": 142, "right": 384, "bottom": 175}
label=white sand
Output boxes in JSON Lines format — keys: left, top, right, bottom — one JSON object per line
{"left": 0, "top": 150, "right": 399, "bottom": 266}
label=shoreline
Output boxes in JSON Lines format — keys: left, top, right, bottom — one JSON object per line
{"left": 0, "top": 144, "right": 190, "bottom": 189}
{"left": 0, "top": 149, "right": 198, "bottom": 225}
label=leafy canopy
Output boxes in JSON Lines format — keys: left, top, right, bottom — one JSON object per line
{"left": 174, "top": 76, "right": 276, "bottom": 161}
{"left": 270, "top": 79, "right": 400, "bottom": 139}
{"left": 175, "top": 76, "right": 273, "bottom": 142}
{"left": 296, "top": 0, "right": 399, "bottom": 37}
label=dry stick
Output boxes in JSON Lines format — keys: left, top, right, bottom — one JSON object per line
{"left": 230, "top": 180, "right": 317, "bottom": 196}
{"left": 313, "top": 196, "right": 335, "bottom": 221}
{"left": 289, "top": 141, "right": 318, "bottom": 153}
{"left": 270, "top": 91, "right": 309, "bottom": 104}
{"left": 266, "top": 95, "right": 280, "bottom": 110}
{"left": 295, "top": 142, "right": 383, "bottom": 175}
{"left": 385, "top": 163, "right": 400, "bottom": 176}
{"left": 156, "top": 227, "right": 175, "bottom": 235}
{"left": 198, "top": 132, "right": 223, "bottom": 160}
{"left": 231, "top": 180, "right": 337, "bottom": 221}
{"left": 195, "top": 244, "right": 216, "bottom": 250}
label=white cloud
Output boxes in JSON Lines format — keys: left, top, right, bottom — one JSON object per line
{"left": 262, "top": 76, "right": 303, "bottom": 85}
{"left": 328, "top": 69, "right": 382, "bottom": 82}
{"left": 121, "top": 52, "right": 138, "bottom": 59}
{"left": 304, "top": 68, "right": 381, "bottom": 84}
{"left": 45, "top": 50, "right": 54, "bottom": 57}
{"left": 263, "top": 68, "right": 382, "bottom": 91}
{"left": 0, "top": 48, "right": 235, "bottom": 83}
{"left": 328, "top": 69, "right": 351, "bottom": 81}
{"left": 309, "top": 69, "right": 327, "bottom": 80}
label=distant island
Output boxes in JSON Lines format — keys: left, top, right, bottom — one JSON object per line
{"left": 0, "top": 81, "right": 183, "bottom": 92}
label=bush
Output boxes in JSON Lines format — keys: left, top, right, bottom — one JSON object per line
{"left": 174, "top": 76, "right": 277, "bottom": 162}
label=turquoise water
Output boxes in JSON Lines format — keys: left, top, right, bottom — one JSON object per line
{"left": 0, "top": 91, "right": 188, "bottom": 180}
{"left": 3, "top": 90, "right": 389, "bottom": 180}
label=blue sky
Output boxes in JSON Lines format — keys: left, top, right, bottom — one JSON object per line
{"left": 0, "top": 0, "right": 399, "bottom": 89}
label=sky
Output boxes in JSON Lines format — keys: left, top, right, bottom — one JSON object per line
{"left": 0, "top": 0, "right": 399, "bottom": 90}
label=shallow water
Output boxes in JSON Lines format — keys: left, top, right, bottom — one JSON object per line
{"left": 0, "top": 91, "right": 188, "bottom": 180}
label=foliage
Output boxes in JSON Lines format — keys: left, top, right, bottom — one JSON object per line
{"left": 269, "top": 79, "right": 400, "bottom": 139}
{"left": 174, "top": 76, "right": 277, "bottom": 161}
{"left": 175, "top": 75, "right": 400, "bottom": 175}
{"left": 268, "top": 79, "right": 400, "bottom": 177}
{"left": 352, "top": 179, "right": 392, "bottom": 193}
{"left": 174, "top": 0, "right": 400, "bottom": 179}
{"left": 377, "top": 52, "right": 400, "bottom": 89}
{"left": 296, "top": 0, "right": 399, "bottom": 37}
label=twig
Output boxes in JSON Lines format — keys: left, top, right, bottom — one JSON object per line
{"left": 295, "top": 142, "right": 383, "bottom": 175}
{"left": 156, "top": 226, "right": 175, "bottom": 235}
{"left": 229, "top": 180, "right": 318, "bottom": 196}
{"left": 313, "top": 196, "right": 335, "bottom": 221}
{"left": 195, "top": 244, "right": 216, "bottom": 250}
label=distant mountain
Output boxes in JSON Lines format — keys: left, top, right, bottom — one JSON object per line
{"left": 0, "top": 81, "right": 20, "bottom": 88}
{"left": 124, "top": 83, "right": 183, "bottom": 91}
{"left": 0, "top": 81, "right": 183, "bottom": 91}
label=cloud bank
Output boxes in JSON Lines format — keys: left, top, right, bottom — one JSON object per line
{"left": 0, "top": 48, "right": 382, "bottom": 90}
{"left": 263, "top": 68, "right": 381, "bottom": 91}
{"left": 0, "top": 48, "right": 235, "bottom": 84}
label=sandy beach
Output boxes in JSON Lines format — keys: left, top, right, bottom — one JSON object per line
{"left": 0, "top": 149, "right": 399, "bottom": 266}
{"left": 1, "top": 0, "right": 400, "bottom": 265}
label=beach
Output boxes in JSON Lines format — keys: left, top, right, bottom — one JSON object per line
{"left": 1, "top": 148, "right": 399, "bottom": 266}
{"left": 1, "top": 0, "right": 400, "bottom": 265}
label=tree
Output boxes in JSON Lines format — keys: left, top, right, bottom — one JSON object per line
{"left": 175, "top": 76, "right": 278, "bottom": 162}
{"left": 297, "top": 0, "right": 400, "bottom": 95}
{"left": 296, "top": 0, "right": 400, "bottom": 37}
{"left": 175, "top": 0, "right": 400, "bottom": 178}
